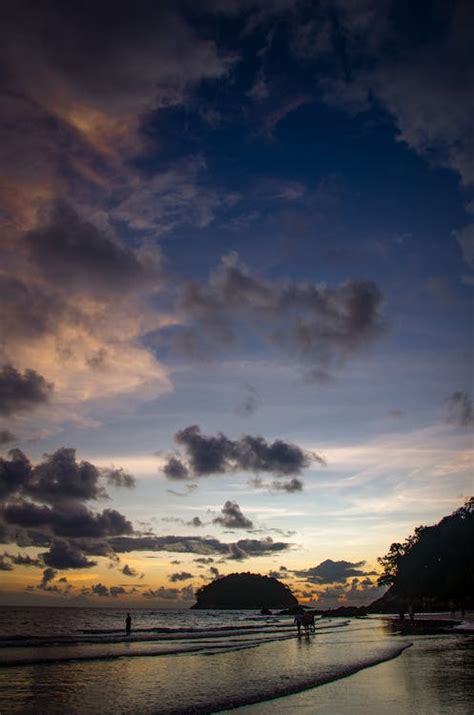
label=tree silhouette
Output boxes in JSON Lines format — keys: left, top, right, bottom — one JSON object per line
{"left": 377, "top": 498, "right": 474, "bottom": 615}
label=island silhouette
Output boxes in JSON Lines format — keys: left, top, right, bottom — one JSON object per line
{"left": 192, "top": 572, "right": 298, "bottom": 609}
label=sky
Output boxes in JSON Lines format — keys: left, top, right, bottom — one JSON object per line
{"left": 0, "top": 0, "right": 472, "bottom": 609}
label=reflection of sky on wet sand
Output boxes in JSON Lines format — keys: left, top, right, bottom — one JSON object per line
{"left": 236, "top": 621, "right": 474, "bottom": 714}
{"left": 0, "top": 619, "right": 410, "bottom": 714}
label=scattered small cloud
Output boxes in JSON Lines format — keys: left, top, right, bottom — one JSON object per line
{"left": 446, "top": 391, "right": 473, "bottom": 427}
{"left": 213, "top": 501, "right": 254, "bottom": 529}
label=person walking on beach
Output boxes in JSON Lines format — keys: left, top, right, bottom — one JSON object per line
{"left": 125, "top": 612, "right": 132, "bottom": 636}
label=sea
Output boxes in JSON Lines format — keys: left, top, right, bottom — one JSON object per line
{"left": 0, "top": 607, "right": 472, "bottom": 714}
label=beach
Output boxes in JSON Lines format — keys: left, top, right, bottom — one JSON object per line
{"left": 232, "top": 621, "right": 474, "bottom": 714}
{"left": 0, "top": 608, "right": 472, "bottom": 714}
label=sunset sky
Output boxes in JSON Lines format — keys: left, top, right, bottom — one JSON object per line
{"left": 0, "top": 0, "right": 472, "bottom": 609}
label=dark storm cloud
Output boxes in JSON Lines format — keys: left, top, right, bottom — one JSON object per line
{"left": 0, "top": 447, "right": 137, "bottom": 569}
{"left": 163, "top": 424, "right": 317, "bottom": 480}
{"left": 0, "top": 365, "right": 53, "bottom": 416}
{"left": 163, "top": 457, "right": 190, "bottom": 480}
{"left": 446, "top": 391, "right": 473, "bottom": 427}
{"left": 0, "top": 447, "right": 135, "bottom": 505}
{"left": 41, "top": 540, "right": 97, "bottom": 570}
{"left": 0, "top": 448, "right": 31, "bottom": 499}
{"left": 110, "top": 534, "right": 291, "bottom": 560}
{"left": 213, "top": 501, "right": 254, "bottom": 529}
{"left": 24, "top": 203, "right": 145, "bottom": 297}
{"left": 294, "top": 559, "right": 377, "bottom": 585}
{"left": 25, "top": 448, "right": 106, "bottom": 504}
{"left": 0, "top": 430, "right": 16, "bottom": 445}
{"left": 169, "top": 571, "right": 193, "bottom": 582}
{"left": 4, "top": 501, "right": 133, "bottom": 539}
{"left": 176, "top": 253, "right": 384, "bottom": 380}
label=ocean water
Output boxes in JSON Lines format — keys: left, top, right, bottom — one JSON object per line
{"left": 0, "top": 607, "right": 421, "bottom": 713}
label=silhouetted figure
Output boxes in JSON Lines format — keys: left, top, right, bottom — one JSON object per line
{"left": 294, "top": 611, "right": 304, "bottom": 636}
{"left": 125, "top": 612, "right": 132, "bottom": 636}
{"left": 303, "top": 612, "right": 313, "bottom": 634}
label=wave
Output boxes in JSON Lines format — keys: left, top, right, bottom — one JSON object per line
{"left": 0, "top": 620, "right": 350, "bottom": 667}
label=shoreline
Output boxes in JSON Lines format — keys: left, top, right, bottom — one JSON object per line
{"left": 1, "top": 615, "right": 472, "bottom": 714}
{"left": 228, "top": 622, "right": 474, "bottom": 714}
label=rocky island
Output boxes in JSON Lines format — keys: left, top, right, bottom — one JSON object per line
{"left": 191, "top": 572, "right": 298, "bottom": 610}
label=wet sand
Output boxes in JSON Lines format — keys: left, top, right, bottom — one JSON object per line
{"left": 230, "top": 624, "right": 474, "bottom": 714}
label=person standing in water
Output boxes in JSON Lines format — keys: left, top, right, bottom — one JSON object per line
{"left": 294, "top": 610, "right": 304, "bottom": 636}
{"left": 125, "top": 612, "right": 132, "bottom": 636}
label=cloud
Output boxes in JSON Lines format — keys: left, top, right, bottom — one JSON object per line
{"left": 163, "top": 424, "right": 318, "bottom": 482}
{"left": 455, "top": 223, "right": 474, "bottom": 276}
{"left": 24, "top": 203, "right": 146, "bottom": 298}
{"left": 234, "top": 384, "right": 260, "bottom": 417}
{"left": 0, "top": 430, "right": 16, "bottom": 445}
{"left": 310, "top": 577, "right": 386, "bottom": 609}
{"left": 270, "top": 477, "right": 303, "bottom": 493}
{"left": 0, "top": 555, "right": 13, "bottom": 571}
{"left": 446, "top": 391, "right": 474, "bottom": 427}
{"left": 0, "top": 365, "right": 53, "bottom": 416}
{"left": 286, "top": 1, "right": 474, "bottom": 188}
{"left": 4, "top": 501, "right": 133, "bottom": 540}
{"left": 0, "top": 447, "right": 135, "bottom": 505}
{"left": 294, "top": 559, "right": 377, "bottom": 585}
{"left": 0, "top": 2, "right": 232, "bottom": 168}
{"left": 163, "top": 457, "right": 190, "bottom": 481}
{"left": 189, "top": 517, "right": 203, "bottom": 527}
{"left": 4, "top": 553, "right": 42, "bottom": 568}
{"left": 41, "top": 540, "right": 97, "bottom": 570}
{"left": 0, "top": 448, "right": 31, "bottom": 500}
{"left": 262, "top": 95, "right": 313, "bottom": 137}
{"left": 142, "top": 585, "right": 192, "bottom": 601}
{"left": 91, "top": 583, "right": 109, "bottom": 597}
{"left": 213, "top": 501, "right": 254, "bottom": 529}
{"left": 121, "top": 564, "right": 137, "bottom": 577}
{"left": 0, "top": 447, "right": 137, "bottom": 569}
{"left": 113, "top": 157, "right": 238, "bottom": 237}
{"left": 39, "top": 567, "right": 57, "bottom": 589}
{"left": 110, "top": 534, "right": 291, "bottom": 560}
{"left": 102, "top": 468, "right": 136, "bottom": 489}
{"left": 175, "top": 253, "right": 384, "bottom": 380}
{"left": 169, "top": 571, "right": 193, "bottom": 582}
